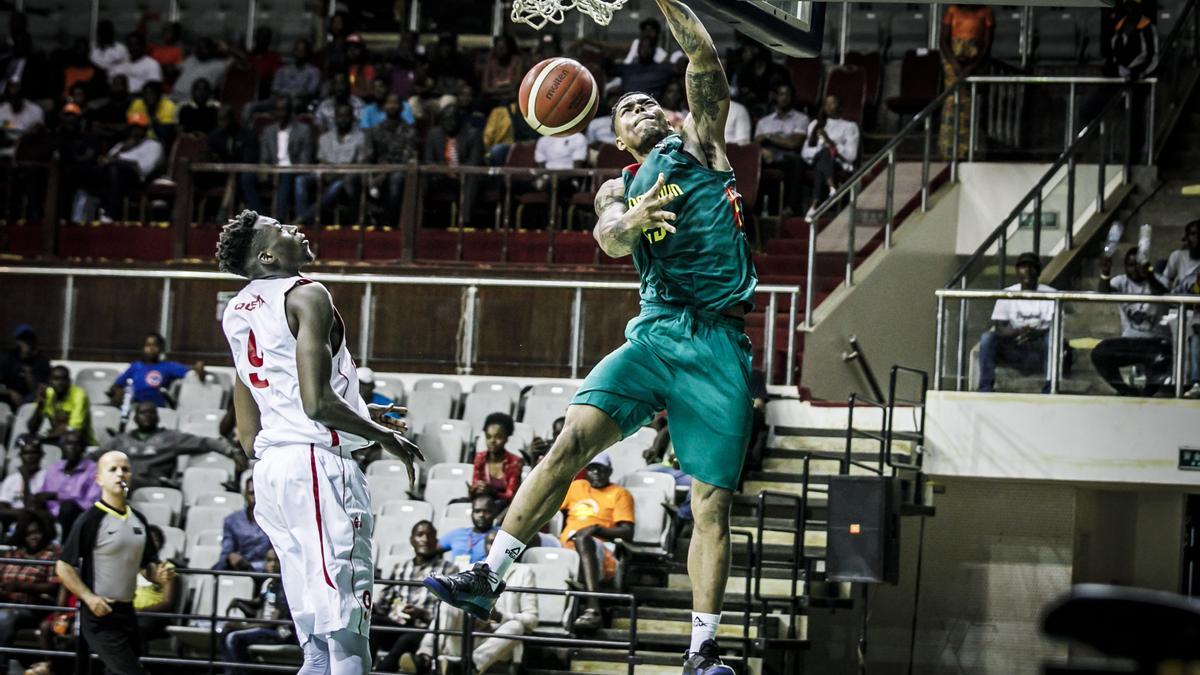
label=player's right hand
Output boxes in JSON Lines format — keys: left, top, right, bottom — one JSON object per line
{"left": 625, "top": 172, "right": 678, "bottom": 234}
{"left": 85, "top": 595, "right": 113, "bottom": 617}
{"left": 381, "top": 433, "right": 424, "bottom": 486}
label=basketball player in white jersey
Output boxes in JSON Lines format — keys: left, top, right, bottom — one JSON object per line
{"left": 217, "top": 210, "right": 422, "bottom": 675}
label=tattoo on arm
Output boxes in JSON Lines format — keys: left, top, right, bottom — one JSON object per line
{"left": 656, "top": 0, "right": 719, "bottom": 65}
{"left": 686, "top": 70, "right": 729, "bottom": 123}
{"left": 593, "top": 179, "right": 638, "bottom": 257}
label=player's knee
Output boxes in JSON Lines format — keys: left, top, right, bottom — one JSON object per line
{"left": 545, "top": 424, "right": 590, "bottom": 470}
{"left": 691, "top": 484, "right": 733, "bottom": 533}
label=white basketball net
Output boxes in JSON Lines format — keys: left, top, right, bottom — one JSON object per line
{"left": 511, "top": 0, "right": 629, "bottom": 30}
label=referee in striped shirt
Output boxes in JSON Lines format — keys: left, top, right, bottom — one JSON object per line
{"left": 56, "top": 451, "right": 174, "bottom": 675}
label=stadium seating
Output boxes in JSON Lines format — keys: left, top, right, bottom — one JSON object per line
{"left": 160, "top": 526, "right": 186, "bottom": 557}
{"left": 605, "top": 426, "right": 658, "bottom": 482}
{"left": 521, "top": 395, "right": 571, "bottom": 439}
{"left": 625, "top": 486, "right": 671, "bottom": 552}
{"left": 405, "top": 393, "right": 455, "bottom": 442}
{"left": 189, "top": 528, "right": 223, "bottom": 550}
{"left": 438, "top": 501, "right": 473, "bottom": 532}
{"left": 378, "top": 499, "right": 434, "bottom": 521}
{"left": 375, "top": 505, "right": 436, "bottom": 559}
{"left": 1036, "top": 12, "right": 1081, "bottom": 62}
{"left": 8, "top": 403, "right": 39, "bottom": 451}
{"left": 189, "top": 491, "right": 240, "bottom": 509}
{"left": 529, "top": 382, "right": 579, "bottom": 399}
{"left": 184, "top": 452, "right": 237, "bottom": 480}
{"left": 156, "top": 407, "right": 180, "bottom": 430}
{"left": 179, "top": 409, "right": 224, "bottom": 438}
{"left": 75, "top": 367, "right": 120, "bottom": 405}
{"left": 412, "top": 378, "right": 463, "bottom": 415}
{"left": 181, "top": 467, "right": 229, "bottom": 501}
{"left": 176, "top": 374, "right": 228, "bottom": 413}
{"left": 471, "top": 380, "right": 523, "bottom": 409}
{"left": 374, "top": 373, "right": 408, "bottom": 405}
{"left": 418, "top": 419, "right": 472, "bottom": 466}
{"left": 888, "top": 12, "right": 929, "bottom": 60}
{"left": 462, "top": 391, "right": 514, "bottom": 433}
{"left": 885, "top": 50, "right": 943, "bottom": 117}
{"left": 184, "top": 505, "right": 238, "bottom": 546}
{"left": 131, "top": 486, "right": 184, "bottom": 523}
{"left": 422, "top": 479, "right": 469, "bottom": 522}
{"left": 427, "top": 462, "right": 473, "bottom": 483}
{"left": 367, "top": 474, "right": 417, "bottom": 511}
{"left": 186, "top": 544, "right": 223, "bottom": 569}
{"left": 137, "top": 502, "right": 176, "bottom": 529}
{"left": 89, "top": 406, "right": 121, "bottom": 447}
{"left": 620, "top": 471, "right": 676, "bottom": 506}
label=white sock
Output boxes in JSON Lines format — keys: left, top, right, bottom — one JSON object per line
{"left": 483, "top": 529, "right": 526, "bottom": 590}
{"left": 689, "top": 612, "right": 720, "bottom": 654}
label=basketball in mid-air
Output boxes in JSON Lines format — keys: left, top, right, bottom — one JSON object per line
{"left": 519, "top": 57, "right": 599, "bottom": 137}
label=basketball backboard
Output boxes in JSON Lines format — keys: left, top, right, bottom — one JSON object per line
{"left": 690, "top": 0, "right": 825, "bottom": 57}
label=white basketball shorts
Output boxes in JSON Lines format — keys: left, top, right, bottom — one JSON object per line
{"left": 253, "top": 442, "right": 375, "bottom": 646}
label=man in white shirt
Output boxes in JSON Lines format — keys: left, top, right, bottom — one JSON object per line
{"left": 1163, "top": 220, "right": 1200, "bottom": 397}
{"left": 80, "top": 112, "right": 164, "bottom": 223}
{"left": 171, "top": 38, "right": 230, "bottom": 104}
{"left": 978, "top": 252, "right": 1056, "bottom": 393}
{"left": 90, "top": 20, "right": 129, "bottom": 73}
{"left": 109, "top": 33, "right": 162, "bottom": 96}
{"left": 755, "top": 83, "right": 809, "bottom": 213}
{"left": 801, "top": 95, "right": 861, "bottom": 219}
{"left": 623, "top": 19, "right": 668, "bottom": 64}
{"left": 535, "top": 132, "right": 588, "bottom": 197}
{"left": 0, "top": 80, "right": 44, "bottom": 158}
{"left": 0, "top": 435, "right": 46, "bottom": 522}
{"left": 725, "top": 99, "right": 751, "bottom": 145}
{"left": 1092, "top": 248, "right": 1172, "bottom": 396}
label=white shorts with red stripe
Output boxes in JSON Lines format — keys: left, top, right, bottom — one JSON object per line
{"left": 252, "top": 442, "right": 375, "bottom": 646}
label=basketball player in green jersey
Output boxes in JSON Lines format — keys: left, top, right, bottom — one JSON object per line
{"left": 426, "top": 1, "right": 753, "bottom": 671}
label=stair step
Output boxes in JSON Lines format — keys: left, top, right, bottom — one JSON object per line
{"left": 742, "top": 480, "right": 830, "bottom": 499}
{"left": 568, "top": 649, "right": 747, "bottom": 674}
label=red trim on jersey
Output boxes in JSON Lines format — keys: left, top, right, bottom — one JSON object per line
{"left": 330, "top": 429, "right": 340, "bottom": 446}
{"left": 309, "top": 444, "right": 337, "bottom": 589}
{"left": 623, "top": 162, "right": 642, "bottom": 178}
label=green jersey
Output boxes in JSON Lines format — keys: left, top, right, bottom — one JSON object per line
{"left": 622, "top": 133, "right": 757, "bottom": 313}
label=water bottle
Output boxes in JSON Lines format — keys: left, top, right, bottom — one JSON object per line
{"left": 1137, "top": 224, "right": 1152, "bottom": 264}
{"left": 1102, "top": 221, "right": 1124, "bottom": 258}
{"left": 118, "top": 377, "right": 134, "bottom": 432}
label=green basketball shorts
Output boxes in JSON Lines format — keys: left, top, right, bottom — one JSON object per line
{"left": 571, "top": 302, "right": 754, "bottom": 491}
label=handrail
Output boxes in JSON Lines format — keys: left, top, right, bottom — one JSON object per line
{"left": 944, "top": 91, "right": 1128, "bottom": 290}
{"left": 935, "top": 289, "right": 1200, "bottom": 305}
{"left": 964, "top": 75, "right": 1158, "bottom": 85}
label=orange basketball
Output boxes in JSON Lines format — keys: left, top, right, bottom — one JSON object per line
{"left": 518, "top": 57, "right": 599, "bottom": 138}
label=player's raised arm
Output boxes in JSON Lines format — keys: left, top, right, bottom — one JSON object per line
{"left": 655, "top": 0, "right": 731, "bottom": 167}
{"left": 286, "top": 282, "right": 423, "bottom": 480}
{"left": 594, "top": 173, "right": 679, "bottom": 258}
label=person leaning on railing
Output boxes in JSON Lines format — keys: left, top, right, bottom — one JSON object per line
{"left": 977, "top": 252, "right": 1057, "bottom": 393}
{"left": 1092, "top": 248, "right": 1172, "bottom": 397}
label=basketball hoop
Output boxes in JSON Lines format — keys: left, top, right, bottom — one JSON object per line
{"left": 510, "top": 0, "right": 628, "bottom": 30}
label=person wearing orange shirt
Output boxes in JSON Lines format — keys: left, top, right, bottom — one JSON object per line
{"left": 558, "top": 453, "right": 633, "bottom": 634}
{"left": 939, "top": 4, "right": 994, "bottom": 159}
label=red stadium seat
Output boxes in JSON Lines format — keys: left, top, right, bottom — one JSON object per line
{"left": 823, "top": 65, "right": 867, "bottom": 125}
{"left": 886, "top": 50, "right": 943, "bottom": 117}
{"left": 785, "top": 57, "right": 823, "bottom": 113}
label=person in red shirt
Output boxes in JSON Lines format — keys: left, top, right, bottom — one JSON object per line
{"left": 471, "top": 413, "right": 525, "bottom": 505}
{"left": 0, "top": 511, "right": 61, "bottom": 674}
{"left": 345, "top": 35, "right": 377, "bottom": 101}
{"left": 148, "top": 22, "right": 184, "bottom": 86}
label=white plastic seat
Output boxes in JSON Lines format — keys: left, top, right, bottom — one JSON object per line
{"left": 366, "top": 460, "right": 421, "bottom": 488}
{"left": 426, "top": 462, "right": 473, "bottom": 483}
{"left": 412, "top": 379, "right": 463, "bottom": 415}
{"left": 366, "top": 474, "right": 415, "bottom": 511}
{"left": 605, "top": 426, "right": 658, "bottom": 482}
{"left": 75, "top": 367, "right": 121, "bottom": 406}
{"left": 137, "top": 502, "right": 175, "bottom": 529}
{"left": 374, "top": 374, "right": 407, "bottom": 406}
{"left": 437, "top": 501, "right": 473, "bottom": 531}
{"left": 131, "top": 486, "right": 184, "bottom": 521}
{"left": 156, "top": 407, "right": 180, "bottom": 430}
{"left": 186, "top": 544, "right": 223, "bottom": 569}
{"left": 8, "top": 403, "right": 41, "bottom": 450}
{"left": 421, "top": 479, "right": 469, "bottom": 523}
{"left": 89, "top": 406, "right": 121, "bottom": 447}
{"left": 461, "top": 392, "right": 514, "bottom": 434}
{"left": 188, "top": 528, "right": 224, "bottom": 550}
{"left": 160, "top": 526, "right": 186, "bottom": 555}
{"left": 189, "top": 490, "right": 241, "bottom": 509}
{"left": 176, "top": 374, "right": 227, "bottom": 413}
{"left": 470, "top": 380, "right": 521, "bottom": 409}
{"left": 522, "top": 546, "right": 579, "bottom": 576}
{"left": 519, "top": 395, "right": 570, "bottom": 439}
{"left": 621, "top": 471, "right": 675, "bottom": 506}
{"left": 375, "top": 508, "right": 435, "bottom": 562}
{"left": 405, "top": 392, "right": 454, "bottom": 441}
{"left": 521, "top": 562, "right": 570, "bottom": 627}
{"left": 546, "top": 511, "right": 563, "bottom": 538}
{"left": 528, "top": 382, "right": 578, "bottom": 399}
{"left": 197, "top": 575, "right": 255, "bottom": 618}
{"left": 378, "top": 499, "right": 434, "bottom": 521}
{"left": 417, "top": 419, "right": 472, "bottom": 466}
{"left": 39, "top": 444, "right": 62, "bottom": 470}
{"left": 184, "top": 505, "right": 236, "bottom": 546}
{"left": 181, "top": 467, "right": 229, "bottom": 502}
{"left": 179, "top": 409, "right": 224, "bottom": 438}
{"left": 184, "top": 452, "right": 236, "bottom": 479}
{"left": 626, "top": 486, "right": 670, "bottom": 551}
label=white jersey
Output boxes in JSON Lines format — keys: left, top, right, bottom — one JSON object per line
{"left": 222, "top": 276, "right": 372, "bottom": 456}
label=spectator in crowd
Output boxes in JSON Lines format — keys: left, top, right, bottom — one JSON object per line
{"left": 1, "top": 31, "right": 51, "bottom": 102}
{"left": 483, "top": 97, "right": 539, "bottom": 165}
{"left": 732, "top": 42, "right": 788, "bottom": 116}
{"left": 62, "top": 37, "right": 99, "bottom": 99}
{"left": 416, "top": 530, "right": 537, "bottom": 674}
{"left": 0, "top": 510, "right": 61, "bottom": 675}
{"left": 535, "top": 129, "right": 588, "bottom": 171}
{"left": 57, "top": 451, "right": 175, "bottom": 675}
{"left": 172, "top": 37, "right": 230, "bottom": 104}
{"left": 344, "top": 34, "right": 376, "bottom": 100}
{"left": 245, "top": 26, "right": 282, "bottom": 100}
{"left": 374, "top": 520, "right": 456, "bottom": 672}
{"left": 177, "top": 78, "right": 220, "bottom": 136}
{"left": 364, "top": 93, "right": 418, "bottom": 226}
{"left": 305, "top": 102, "right": 366, "bottom": 223}
{"left": 387, "top": 32, "right": 423, "bottom": 102}
{"left": 613, "top": 37, "right": 675, "bottom": 99}
{"left": 206, "top": 105, "right": 257, "bottom": 220}
{"left": 977, "top": 252, "right": 1056, "bottom": 393}
{"left": 133, "top": 525, "right": 178, "bottom": 640}
{"left": 89, "top": 20, "right": 128, "bottom": 73}
{"left": 0, "top": 79, "right": 44, "bottom": 158}
{"left": 424, "top": 104, "right": 484, "bottom": 217}
{"left": 0, "top": 435, "right": 47, "bottom": 528}
{"left": 1, "top": 324, "right": 51, "bottom": 407}
{"left": 559, "top": 453, "right": 633, "bottom": 633}
{"left": 28, "top": 365, "right": 93, "bottom": 443}
{"left": 481, "top": 34, "right": 524, "bottom": 109}
{"left": 1112, "top": 0, "right": 1158, "bottom": 79}
{"left": 127, "top": 80, "right": 177, "bottom": 147}
{"left": 360, "top": 77, "right": 399, "bottom": 129}
{"left": 535, "top": 32, "right": 564, "bottom": 61}
{"left": 37, "top": 430, "right": 100, "bottom": 532}
{"left": 323, "top": 11, "right": 352, "bottom": 77}
{"left": 214, "top": 479, "right": 272, "bottom": 571}
{"left": 755, "top": 82, "right": 809, "bottom": 214}
{"left": 109, "top": 332, "right": 202, "bottom": 408}
{"left": 356, "top": 367, "right": 393, "bottom": 406}
{"left": 58, "top": 101, "right": 102, "bottom": 221}
{"left": 439, "top": 495, "right": 499, "bottom": 566}
{"left": 243, "top": 95, "right": 314, "bottom": 222}
{"left": 585, "top": 90, "right": 621, "bottom": 149}
{"left": 78, "top": 111, "right": 163, "bottom": 223}
{"left": 725, "top": 97, "right": 752, "bottom": 145}
{"left": 270, "top": 38, "right": 322, "bottom": 110}
{"left": 1164, "top": 220, "right": 1200, "bottom": 398}
{"left": 471, "top": 412, "right": 525, "bottom": 505}
{"left": 98, "top": 401, "right": 242, "bottom": 487}
{"left": 110, "top": 32, "right": 162, "bottom": 96}
{"left": 624, "top": 18, "right": 668, "bottom": 64}
{"left": 315, "top": 72, "right": 364, "bottom": 132}
{"left": 526, "top": 416, "right": 564, "bottom": 467}
{"left": 88, "top": 73, "right": 132, "bottom": 141}
{"left": 221, "top": 548, "right": 293, "bottom": 675}
{"left": 802, "top": 95, "right": 860, "bottom": 220}
{"left": 939, "top": 4, "right": 994, "bottom": 160}
{"left": 1092, "top": 248, "right": 1171, "bottom": 396}
{"left": 427, "top": 32, "right": 476, "bottom": 93}
{"left": 148, "top": 22, "right": 184, "bottom": 80}
{"left": 659, "top": 79, "right": 688, "bottom": 130}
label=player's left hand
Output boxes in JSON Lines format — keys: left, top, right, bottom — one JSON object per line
{"left": 368, "top": 403, "right": 408, "bottom": 435}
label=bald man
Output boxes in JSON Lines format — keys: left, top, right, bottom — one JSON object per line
{"left": 57, "top": 451, "right": 174, "bottom": 675}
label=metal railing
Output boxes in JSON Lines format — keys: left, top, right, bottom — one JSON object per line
{"left": 0, "top": 266, "right": 802, "bottom": 386}
{"left": 0, "top": 559, "right": 640, "bottom": 675}
{"left": 933, "top": 289, "right": 1200, "bottom": 397}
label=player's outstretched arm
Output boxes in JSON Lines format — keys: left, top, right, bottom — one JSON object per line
{"left": 287, "top": 283, "right": 423, "bottom": 480}
{"left": 231, "top": 376, "right": 261, "bottom": 459}
{"left": 594, "top": 174, "right": 678, "bottom": 258}
{"left": 656, "top": 0, "right": 731, "bottom": 168}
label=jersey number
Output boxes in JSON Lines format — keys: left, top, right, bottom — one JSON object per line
{"left": 247, "top": 330, "right": 269, "bottom": 389}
